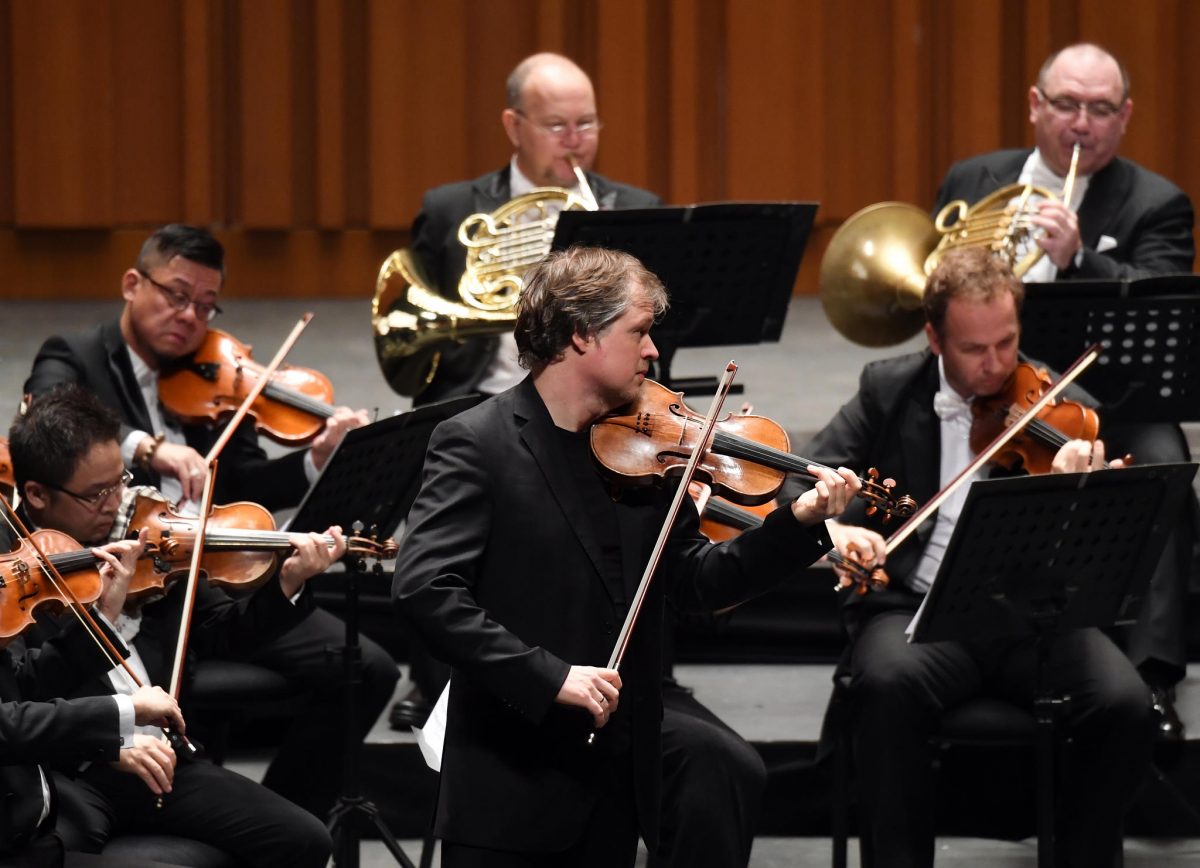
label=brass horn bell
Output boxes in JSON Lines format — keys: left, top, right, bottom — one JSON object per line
{"left": 819, "top": 184, "right": 1058, "bottom": 348}
{"left": 372, "top": 187, "right": 595, "bottom": 398}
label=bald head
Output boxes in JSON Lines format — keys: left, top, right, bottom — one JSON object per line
{"left": 501, "top": 53, "right": 600, "bottom": 187}
{"left": 1028, "top": 43, "right": 1132, "bottom": 177}
{"left": 506, "top": 53, "right": 592, "bottom": 110}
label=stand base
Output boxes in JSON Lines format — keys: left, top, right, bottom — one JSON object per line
{"left": 328, "top": 796, "right": 418, "bottom": 868}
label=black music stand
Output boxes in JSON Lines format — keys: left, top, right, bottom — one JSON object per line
{"left": 1019, "top": 275, "right": 1200, "bottom": 422}
{"left": 289, "top": 395, "right": 482, "bottom": 868}
{"left": 552, "top": 202, "right": 817, "bottom": 393}
{"left": 910, "top": 463, "right": 1197, "bottom": 868}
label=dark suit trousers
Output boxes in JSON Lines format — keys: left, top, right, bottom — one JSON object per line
{"left": 54, "top": 761, "right": 331, "bottom": 868}
{"left": 441, "top": 751, "right": 639, "bottom": 868}
{"left": 849, "top": 608, "right": 1152, "bottom": 868}
{"left": 250, "top": 606, "right": 400, "bottom": 818}
{"left": 650, "top": 684, "right": 766, "bottom": 868}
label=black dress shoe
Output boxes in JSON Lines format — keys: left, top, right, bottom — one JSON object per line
{"left": 389, "top": 697, "right": 433, "bottom": 731}
{"left": 1150, "top": 685, "right": 1185, "bottom": 745}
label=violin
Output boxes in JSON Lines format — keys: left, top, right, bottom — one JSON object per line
{"left": 970, "top": 362, "right": 1114, "bottom": 474}
{"left": 690, "top": 481, "right": 770, "bottom": 543}
{"left": 0, "top": 530, "right": 105, "bottom": 645}
{"left": 592, "top": 379, "right": 917, "bottom": 521}
{"left": 158, "top": 329, "right": 336, "bottom": 446}
{"left": 123, "top": 492, "right": 397, "bottom": 602}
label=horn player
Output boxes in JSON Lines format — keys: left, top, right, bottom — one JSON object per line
{"left": 933, "top": 44, "right": 1196, "bottom": 746}
{"left": 397, "top": 53, "right": 766, "bottom": 868}
{"left": 407, "top": 52, "right": 660, "bottom": 407}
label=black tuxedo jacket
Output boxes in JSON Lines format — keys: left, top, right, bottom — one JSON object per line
{"left": 777, "top": 350, "right": 1082, "bottom": 627}
{"left": 392, "top": 377, "right": 829, "bottom": 852}
{"left": 0, "top": 628, "right": 123, "bottom": 856}
{"left": 934, "top": 149, "right": 1195, "bottom": 280}
{"left": 24, "top": 319, "right": 309, "bottom": 511}
{"left": 407, "top": 166, "right": 663, "bottom": 403}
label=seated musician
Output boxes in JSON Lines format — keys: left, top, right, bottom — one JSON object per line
{"left": 934, "top": 42, "right": 1196, "bottom": 741}
{"left": 7, "top": 384, "right": 336, "bottom": 864}
{"left": 402, "top": 53, "right": 763, "bottom": 868}
{"left": 391, "top": 246, "right": 857, "bottom": 868}
{"left": 23, "top": 224, "right": 399, "bottom": 817}
{"left": 0, "top": 516, "right": 183, "bottom": 867}
{"left": 783, "top": 247, "right": 1151, "bottom": 868}
{"left": 406, "top": 51, "right": 661, "bottom": 407}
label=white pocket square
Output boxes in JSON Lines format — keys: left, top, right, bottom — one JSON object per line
{"left": 1097, "top": 235, "right": 1118, "bottom": 253}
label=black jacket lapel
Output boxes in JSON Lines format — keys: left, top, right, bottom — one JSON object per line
{"left": 512, "top": 380, "right": 615, "bottom": 601}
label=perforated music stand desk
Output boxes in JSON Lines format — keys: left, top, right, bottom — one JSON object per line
{"left": 552, "top": 202, "right": 817, "bottom": 393}
{"left": 909, "top": 462, "right": 1196, "bottom": 868}
{"left": 289, "top": 394, "right": 483, "bottom": 539}
{"left": 1019, "top": 275, "right": 1200, "bottom": 423}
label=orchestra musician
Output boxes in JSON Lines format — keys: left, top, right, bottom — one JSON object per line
{"left": 6, "top": 385, "right": 336, "bottom": 865}
{"left": 407, "top": 51, "right": 661, "bottom": 406}
{"left": 783, "top": 247, "right": 1152, "bottom": 868}
{"left": 22, "top": 224, "right": 400, "bottom": 819}
{"left": 933, "top": 42, "right": 1197, "bottom": 742}
{"left": 391, "top": 246, "right": 857, "bottom": 867}
{"left": 402, "top": 53, "right": 768, "bottom": 868}
{"left": 0, "top": 519, "right": 184, "bottom": 867}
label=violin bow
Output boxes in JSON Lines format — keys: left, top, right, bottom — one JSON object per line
{"left": 0, "top": 494, "right": 197, "bottom": 764}
{"left": 605, "top": 363, "right": 739, "bottom": 673}
{"left": 166, "top": 314, "right": 314, "bottom": 701}
{"left": 0, "top": 494, "right": 144, "bottom": 686}
{"left": 877, "top": 343, "right": 1103, "bottom": 561}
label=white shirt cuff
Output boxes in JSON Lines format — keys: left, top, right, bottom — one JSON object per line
{"left": 122, "top": 430, "right": 151, "bottom": 467}
{"left": 113, "top": 694, "right": 136, "bottom": 749}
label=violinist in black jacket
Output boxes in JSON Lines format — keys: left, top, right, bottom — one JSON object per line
{"left": 0, "top": 515, "right": 184, "bottom": 865}
{"left": 7, "top": 386, "right": 336, "bottom": 866}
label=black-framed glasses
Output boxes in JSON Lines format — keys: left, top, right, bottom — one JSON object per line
{"left": 138, "top": 269, "right": 223, "bottom": 321}
{"left": 513, "top": 109, "right": 603, "bottom": 139}
{"left": 1036, "top": 87, "right": 1123, "bottom": 120}
{"left": 42, "top": 469, "right": 134, "bottom": 508}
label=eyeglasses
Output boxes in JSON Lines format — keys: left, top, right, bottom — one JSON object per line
{"left": 513, "top": 110, "right": 603, "bottom": 139}
{"left": 1036, "top": 88, "right": 1123, "bottom": 120}
{"left": 43, "top": 469, "right": 134, "bottom": 508}
{"left": 138, "top": 269, "right": 223, "bottom": 321}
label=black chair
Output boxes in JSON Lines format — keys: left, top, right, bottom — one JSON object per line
{"left": 98, "top": 834, "right": 235, "bottom": 867}
{"left": 829, "top": 679, "right": 1068, "bottom": 868}
{"left": 185, "top": 659, "right": 310, "bottom": 765}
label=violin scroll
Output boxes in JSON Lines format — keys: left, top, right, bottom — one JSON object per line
{"left": 345, "top": 524, "right": 399, "bottom": 564}
{"left": 828, "top": 547, "right": 889, "bottom": 595}
{"left": 858, "top": 468, "right": 917, "bottom": 522}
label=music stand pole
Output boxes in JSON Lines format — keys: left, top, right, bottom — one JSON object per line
{"left": 911, "top": 463, "right": 1198, "bottom": 868}
{"left": 327, "top": 549, "right": 417, "bottom": 868}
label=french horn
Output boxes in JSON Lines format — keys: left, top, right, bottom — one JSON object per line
{"left": 373, "top": 183, "right": 597, "bottom": 398}
{"left": 820, "top": 144, "right": 1081, "bottom": 347}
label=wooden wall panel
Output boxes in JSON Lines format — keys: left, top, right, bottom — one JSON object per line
{"left": 11, "top": 0, "right": 117, "bottom": 227}
{"left": 1, "top": 0, "right": 1197, "bottom": 297}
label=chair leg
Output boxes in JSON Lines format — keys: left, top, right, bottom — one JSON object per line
{"left": 832, "top": 728, "right": 849, "bottom": 868}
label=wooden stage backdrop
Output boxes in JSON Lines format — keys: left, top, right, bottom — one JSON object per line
{"left": 1, "top": 0, "right": 1196, "bottom": 301}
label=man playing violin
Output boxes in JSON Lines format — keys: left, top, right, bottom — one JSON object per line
{"left": 406, "top": 54, "right": 768, "bottom": 868}
{"left": 784, "top": 247, "right": 1151, "bottom": 868}
{"left": 934, "top": 42, "right": 1196, "bottom": 744}
{"left": 22, "top": 224, "right": 399, "bottom": 818}
{"left": 0, "top": 511, "right": 185, "bottom": 866}
{"left": 392, "top": 245, "right": 859, "bottom": 867}
{"left": 7, "top": 384, "right": 338, "bottom": 865}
